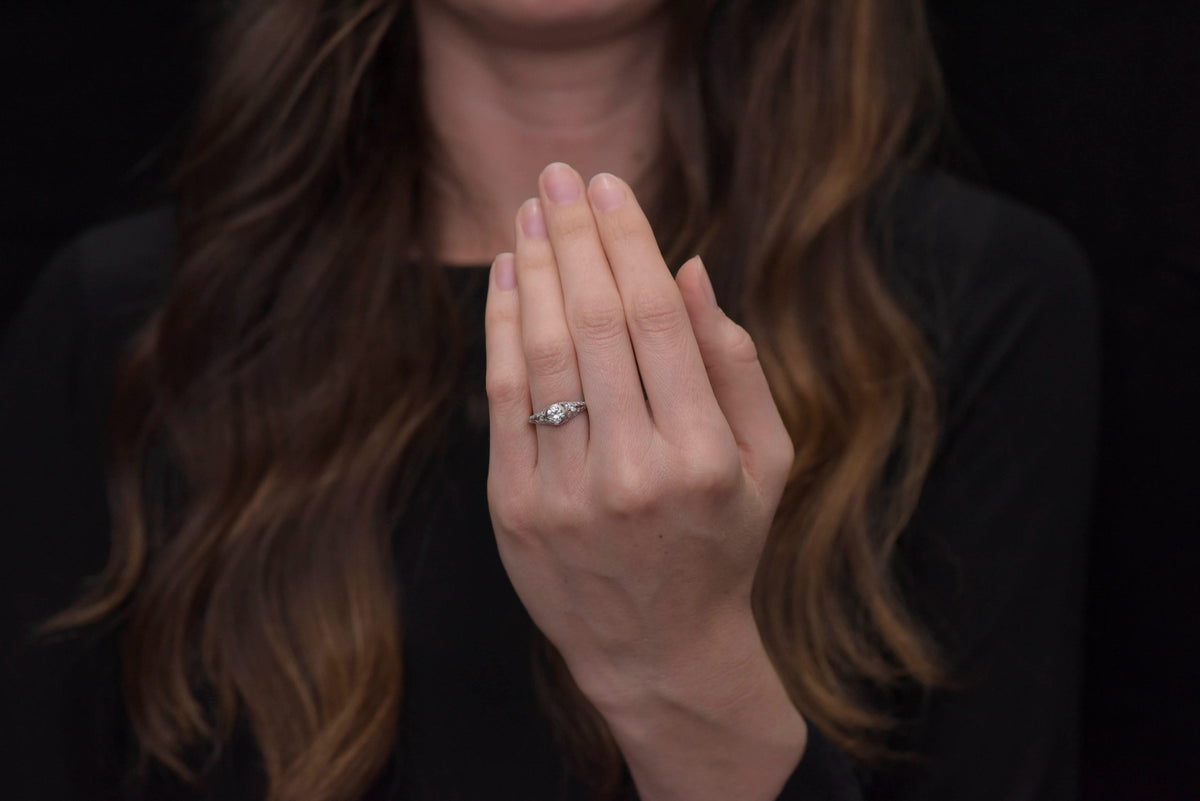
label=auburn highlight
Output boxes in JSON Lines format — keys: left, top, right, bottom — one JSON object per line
{"left": 49, "top": 1, "right": 949, "bottom": 799}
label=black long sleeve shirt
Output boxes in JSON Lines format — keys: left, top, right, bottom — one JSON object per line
{"left": 0, "top": 169, "right": 1099, "bottom": 800}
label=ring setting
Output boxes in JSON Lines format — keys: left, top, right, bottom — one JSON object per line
{"left": 529, "top": 401, "right": 587, "bottom": 426}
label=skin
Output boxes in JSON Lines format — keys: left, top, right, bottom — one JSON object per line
{"left": 417, "top": 0, "right": 670, "bottom": 263}
{"left": 418, "top": 2, "right": 809, "bottom": 798}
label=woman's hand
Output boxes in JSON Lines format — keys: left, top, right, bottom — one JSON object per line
{"left": 484, "top": 163, "right": 806, "bottom": 801}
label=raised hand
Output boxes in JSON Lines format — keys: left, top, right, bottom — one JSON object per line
{"left": 484, "top": 163, "right": 806, "bottom": 801}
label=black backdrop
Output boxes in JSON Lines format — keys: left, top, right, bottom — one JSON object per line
{"left": 2, "top": 2, "right": 1197, "bottom": 798}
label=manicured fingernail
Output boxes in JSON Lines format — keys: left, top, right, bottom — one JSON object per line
{"left": 519, "top": 199, "right": 546, "bottom": 238}
{"left": 696, "top": 256, "right": 718, "bottom": 309}
{"left": 588, "top": 173, "right": 626, "bottom": 212}
{"left": 494, "top": 252, "right": 516, "bottom": 290}
{"left": 542, "top": 162, "right": 580, "bottom": 204}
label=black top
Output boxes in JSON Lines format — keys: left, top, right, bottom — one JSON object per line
{"left": 0, "top": 170, "right": 1099, "bottom": 801}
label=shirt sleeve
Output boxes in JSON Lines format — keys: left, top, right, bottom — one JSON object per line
{"left": 866, "top": 194, "right": 1100, "bottom": 800}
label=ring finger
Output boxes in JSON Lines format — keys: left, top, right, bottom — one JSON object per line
{"left": 515, "top": 198, "right": 588, "bottom": 475}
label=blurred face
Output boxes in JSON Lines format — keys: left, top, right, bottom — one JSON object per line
{"left": 417, "top": 0, "right": 672, "bottom": 47}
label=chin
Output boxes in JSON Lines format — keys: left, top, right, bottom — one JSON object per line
{"left": 419, "top": 0, "right": 672, "bottom": 45}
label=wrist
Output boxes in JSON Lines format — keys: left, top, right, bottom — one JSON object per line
{"left": 579, "top": 607, "right": 808, "bottom": 801}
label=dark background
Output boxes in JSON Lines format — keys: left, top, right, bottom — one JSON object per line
{"left": 2, "top": 1, "right": 1197, "bottom": 798}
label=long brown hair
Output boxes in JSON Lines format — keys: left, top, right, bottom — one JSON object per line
{"left": 49, "top": 0, "right": 947, "bottom": 798}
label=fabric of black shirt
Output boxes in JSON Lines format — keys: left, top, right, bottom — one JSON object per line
{"left": 0, "top": 169, "right": 1099, "bottom": 801}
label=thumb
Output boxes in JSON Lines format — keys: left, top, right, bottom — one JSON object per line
{"left": 676, "top": 256, "right": 794, "bottom": 489}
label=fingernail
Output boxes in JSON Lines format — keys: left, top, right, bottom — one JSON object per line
{"left": 588, "top": 173, "right": 626, "bottom": 212}
{"left": 494, "top": 252, "right": 516, "bottom": 290}
{"left": 696, "top": 256, "right": 718, "bottom": 309}
{"left": 519, "top": 199, "right": 546, "bottom": 238}
{"left": 542, "top": 162, "right": 580, "bottom": 204}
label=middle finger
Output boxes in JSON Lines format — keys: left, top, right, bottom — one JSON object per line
{"left": 538, "top": 163, "right": 650, "bottom": 448}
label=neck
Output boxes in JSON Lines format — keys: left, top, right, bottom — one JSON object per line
{"left": 415, "top": 2, "right": 672, "bottom": 265}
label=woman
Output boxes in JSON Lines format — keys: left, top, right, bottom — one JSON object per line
{"left": 0, "top": 0, "right": 1098, "bottom": 799}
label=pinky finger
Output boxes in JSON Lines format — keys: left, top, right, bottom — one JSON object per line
{"left": 485, "top": 253, "right": 537, "bottom": 484}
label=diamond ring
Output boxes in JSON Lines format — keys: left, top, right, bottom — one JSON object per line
{"left": 529, "top": 401, "right": 587, "bottom": 426}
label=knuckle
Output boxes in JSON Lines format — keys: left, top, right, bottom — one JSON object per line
{"left": 551, "top": 206, "right": 597, "bottom": 242}
{"left": 628, "top": 291, "right": 688, "bottom": 338}
{"left": 770, "top": 442, "right": 798, "bottom": 493}
{"left": 753, "top": 440, "right": 795, "bottom": 498}
{"left": 484, "top": 298, "right": 516, "bottom": 330}
{"left": 689, "top": 463, "right": 740, "bottom": 498}
{"left": 604, "top": 211, "right": 642, "bottom": 244}
{"left": 722, "top": 323, "right": 760, "bottom": 365}
{"left": 775, "top": 434, "right": 796, "bottom": 473}
{"left": 599, "top": 467, "right": 655, "bottom": 515}
{"left": 535, "top": 479, "right": 590, "bottom": 531}
{"left": 485, "top": 368, "right": 527, "bottom": 406}
{"left": 682, "top": 441, "right": 741, "bottom": 496}
{"left": 570, "top": 301, "right": 627, "bottom": 345}
{"left": 524, "top": 334, "right": 576, "bottom": 378}
{"left": 541, "top": 492, "right": 583, "bottom": 532}
{"left": 488, "top": 481, "right": 535, "bottom": 533}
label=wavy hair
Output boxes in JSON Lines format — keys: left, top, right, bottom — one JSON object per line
{"left": 49, "top": 0, "right": 948, "bottom": 798}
